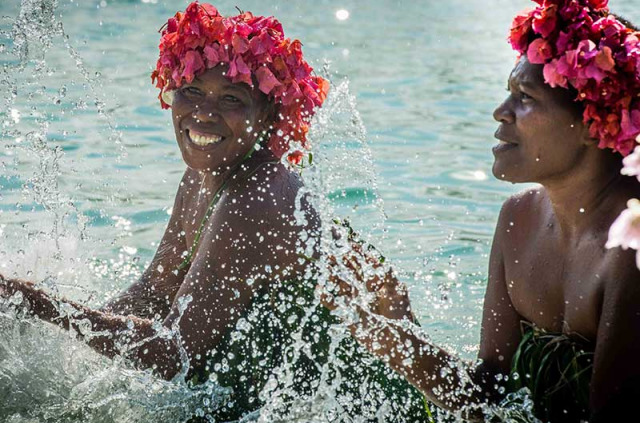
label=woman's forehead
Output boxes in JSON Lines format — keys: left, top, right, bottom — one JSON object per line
{"left": 511, "top": 57, "right": 581, "bottom": 111}
{"left": 191, "top": 67, "right": 246, "bottom": 90}
{"left": 190, "top": 66, "right": 271, "bottom": 103}
{"left": 509, "top": 57, "right": 544, "bottom": 88}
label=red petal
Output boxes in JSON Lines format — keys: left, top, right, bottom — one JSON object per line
{"left": 595, "top": 46, "right": 615, "bottom": 71}
{"left": 203, "top": 45, "right": 220, "bottom": 67}
{"left": 255, "top": 66, "right": 281, "bottom": 94}
{"left": 182, "top": 50, "right": 204, "bottom": 83}
{"left": 232, "top": 33, "right": 250, "bottom": 54}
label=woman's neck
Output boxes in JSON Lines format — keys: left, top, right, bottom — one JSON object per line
{"left": 192, "top": 148, "right": 279, "bottom": 199}
{"left": 542, "top": 148, "right": 626, "bottom": 238}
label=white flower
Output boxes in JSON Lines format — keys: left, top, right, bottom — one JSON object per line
{"left": 621, "top": 145, "right": 640, "bottom": 181}
{"left": 606, "top": 199, "right": 640, "bottom": 268}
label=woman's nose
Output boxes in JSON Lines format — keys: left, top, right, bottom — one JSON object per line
{"left": 193, "top": 102, "right": 221, "bottom": 123}
{"left": 493, "top": 99, "right": 514, "bottom": 123}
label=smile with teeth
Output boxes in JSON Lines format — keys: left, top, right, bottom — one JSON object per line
{"left": 188, "top": 129, "right": 223, "bottom": 146}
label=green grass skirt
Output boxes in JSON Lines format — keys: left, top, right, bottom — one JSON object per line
{"left": 502, "top": 322, "right": 593, "bottom": 423}
{"left": 188, "top": 277, "right": 429, "bottom": 422}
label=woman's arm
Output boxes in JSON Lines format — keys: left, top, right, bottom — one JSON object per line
{"left": 0, "top": 276, "right": 182, "bottom": 378}
{"left": 0, "top": 164, "right": 312, "bottom": 381}
{"left": 101, "top": 171, "right": 189, "bottom": 319}
{"left": 589, "top": 253, "right": 640, "bottom": 422}
{"left": 326, "top": 200, "right": 523, "bottom": 418}
{"left": 325, "top": 254, "right": 486, "bottom": 414}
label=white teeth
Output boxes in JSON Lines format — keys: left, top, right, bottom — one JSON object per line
{"left": 189, "top": 132, "right": 222, "bottom": 146}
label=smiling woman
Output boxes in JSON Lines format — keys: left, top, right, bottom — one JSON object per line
{"left": 171, "top": 65, "right": 272, "bottom": 173}
{"left": 0, "top": 2, "right": 429, "bottom": 421}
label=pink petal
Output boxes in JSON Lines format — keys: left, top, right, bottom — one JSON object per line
{"left": 543, "top": 59, "right": 568, "bottom": 88}
{"left": 249, "top": 31, "right": 274, "bottom": 55}
{"left": 606, "top": 209, "right": 633, "bottom": 249}
{"left": 181, "top": 50, "right": 204, "bottom": 83}
{"left": 255, "top": 66, "right": 281, "bottom": 95}
{"left": 231, "top": 55, "right": 252, "bottom": 86}
{"left": 622, "top": 146, "right": 640, "bottom": 180}
{"left": 595, "top": 46, "right": 615, "bottom": 71}
{"left": 203, "top": 45, "right": 220, "bottom": 67}
{"left": 282, "top": 81, "right": 301, "bottom": 105}
{"left": 167, "top": 17, "right": 178, "bottom": 33}
{"left": 584, "top": 63, "right": 607, "bottom": 83}
{"left": 527, "top": 38, "right": 553, "bottom": 64}
{"left": 606, "top": 200, "right": 640, "bottom": 252}
{"left": 532, "top": 5, "right": 557, "bottom": 38}
{"left": 620, "top": 108, "right": 640, "bottom": 140}
{"left": 231, "top": 33, "right": 250, "bottom": 54}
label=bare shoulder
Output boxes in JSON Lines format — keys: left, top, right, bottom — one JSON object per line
{"left": 174, "top": 167, "right": 200, "bottom": 213}
{"left": 495, "top": 187, "right": 546, "bottom": 238}
{"left": 224, "top": 162, "right": 305, "bottom": 225}
{"left": 197, "top": 162, "right": 315, "bottom": 279}
{"left": 500, "top": 186, "right": 544, "bottom": 215}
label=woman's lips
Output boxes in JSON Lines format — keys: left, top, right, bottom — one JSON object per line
{"left": 185, "top": 129, "right": 225, "bottom": 150}
{"left": 492, "top": 139, "right": 518, "bottom": 154}
{"left": 492, "top": 132, "right": 519, "bottom": 154}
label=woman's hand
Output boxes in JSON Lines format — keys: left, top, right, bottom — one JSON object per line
{"left": 323, "top": 242, "right": 414, "bottom": 322}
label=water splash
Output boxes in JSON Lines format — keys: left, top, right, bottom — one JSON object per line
{"left": 0, "top": 3, "right": 515, "bottom": 422}
{"left": 298, "top": 75, "right": 389, "bottom": 277}
{"left": 1, "top": 0, "right": 126, "bottom": 255}
{"left": 484, "top": 388, "right": 542, "bottom": 423}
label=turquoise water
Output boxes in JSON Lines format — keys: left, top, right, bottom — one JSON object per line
{"left": 1, "top": 0, "right": 639, "bottom": 421}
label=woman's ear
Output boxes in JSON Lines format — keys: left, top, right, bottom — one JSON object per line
{"left": 581, "top": 121, "right": 599, "bottom": 147}
{"left": 257, "top": 102, "right": 278, "bottom": 133}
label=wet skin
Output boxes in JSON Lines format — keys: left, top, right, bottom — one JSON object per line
{"left": 484, "top": 57, "right": 640, "bottom": 418}
{"left": 328, "top": 57, "right": 640, "bottom": 420}
{"left": 0, "top": 66, "right": 317, "bottom": 380}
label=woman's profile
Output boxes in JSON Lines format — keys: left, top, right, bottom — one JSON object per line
{"left": 326, "top": 0, "right": 640, "bottom": 421}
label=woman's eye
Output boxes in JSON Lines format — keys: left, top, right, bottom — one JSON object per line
{"left": 181, "top": 87, "right": 204, "bottom": 97}
{"left": 520, "top": 92, "right": 533, "bottom": 101}
{"left": 222, "top": 95, "right": 241, "bottom": 103}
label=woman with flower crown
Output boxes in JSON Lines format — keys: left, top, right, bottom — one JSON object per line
{"left": 326, "top": 0, "right": 640, "bottom": 422}
{"left": 0, "top": 3, "right": 429, "bottom": 421}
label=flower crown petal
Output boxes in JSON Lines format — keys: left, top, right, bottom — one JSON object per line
{"left": 508, "top": 0, "right": 640, "bottom": 156}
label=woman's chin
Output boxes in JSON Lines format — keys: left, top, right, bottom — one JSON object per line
{"left": 181, "top": 155, "right": 216, "bottom": 173}
{"left": 492, "top": 162, "right": 522, "bottom": 183}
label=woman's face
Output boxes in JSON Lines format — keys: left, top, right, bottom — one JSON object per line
{"left": 492, "top": 57, "right": 590, "bottom": 184}
{"left": 171, "top": 65, "right": 271, "bottom": 173}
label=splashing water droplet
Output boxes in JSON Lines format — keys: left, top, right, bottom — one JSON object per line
{"left": 76, "top": 318, "right": 93, "bottom": 335}
{"left": 9, "top": 290, "right": 23, "bottom": 305}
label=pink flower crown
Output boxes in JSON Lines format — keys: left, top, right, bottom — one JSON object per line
{"left": 509, "top": 0, "right": 640, "bottom": 155}
{"left": 151, "top": 2, "right": 330, "bottom": 164}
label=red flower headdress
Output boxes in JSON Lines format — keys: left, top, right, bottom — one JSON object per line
{"left": 509, "top": 0, "right": 640, "bottom": 155}
{"left": 151, "top": 2, "right": 330, "bottom": 164}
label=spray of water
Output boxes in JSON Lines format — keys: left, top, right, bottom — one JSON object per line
{"left": 0, "top": 2, "right": 543, "bottom": 422}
